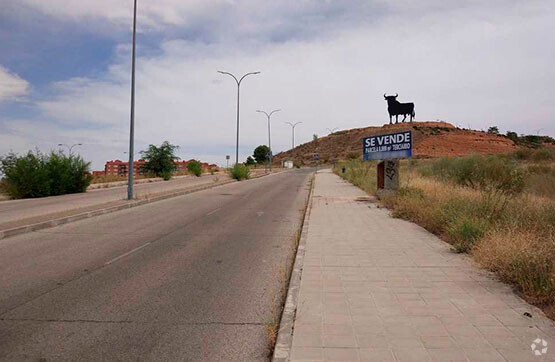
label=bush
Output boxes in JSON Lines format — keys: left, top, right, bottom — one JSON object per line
{"left": 162, "top": 170, "right": 172, "bottom": 181}
{"left": 532, "top": 148, "right": 555, "bottom": 162}
{"left": 512, "top": 147, "right": 555, "bottom": 161}
{"left": 447, "top": 217, "right": 488, "bottom": 253}
{"left": 229, "top": 164, "right": 250, "bottom": 180}
{"left": 0, "top": 150, "right": 92, "bottom": 199}
{"left": 140, "top": 141, "right": 179, "bottom": 178}
{"left": 186, "top": 160, "right": 203, "bottom": 177}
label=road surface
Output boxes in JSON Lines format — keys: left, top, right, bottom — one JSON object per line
{"left": 0, "top": 173, "right": 232, "bottom": 230}
{"left": 0, "top": 169, "right": 313, "bottom": 361}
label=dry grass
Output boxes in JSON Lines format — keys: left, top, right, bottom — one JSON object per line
{"left": 265, "top": 262, "right": 287, "bottom": 353}
{"left": 337, "top": 156, "right": 555, "bottom": 319}
{"left": 265, "top": 176, "right": 313, "bottom": 356}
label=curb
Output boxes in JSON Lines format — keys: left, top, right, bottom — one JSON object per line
{"left": 272, "top": 172, "right": 315, "bottom": 362}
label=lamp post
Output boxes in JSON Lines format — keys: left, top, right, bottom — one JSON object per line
{"left": 285, "top": 122, "right": 302, "bottom": 149}
{"left": 57, "top": 143, "right": 82, "bottom": 155}
{"left": 127, "top": 0, "right": 137, "bottom": 200}
{"left": 256, "top": 109, "right": 280, "bottom": 171}
{"left": 218, "top": 70, "right": 260, "bottom": 166}
{"left": 326, "top": 127, "right": 339, "bottom": 134}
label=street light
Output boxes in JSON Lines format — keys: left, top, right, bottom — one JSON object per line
{"left": 58, "top": 143, "right": 82, "bottom": 155}
{"left": 256, "top": 109, "right": 280, "bottom": 171}
{"left": 326, "top": 127, "right": 339, "bottom": 134}
{"left": 285, "top": 122, "right": 302, "bottom": 149}
{"left": 218, "top": 70, "right": 261, "bottom": 165}
{"left": 127, "top": 0, "right": 138, "bottom": 200}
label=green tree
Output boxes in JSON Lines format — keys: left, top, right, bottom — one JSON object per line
{"left": 253, "top": 145, "right": 270, "bottom": 164}
{"left": 245, "top": 156, "right": 256, "bottom": 166}
{"left": 506, "top": 131, "right": 519, "bottom": 142}
{"left": 487, "top": 126, "right": 499, "bottom": 135}
{"left": 186, "top": 159, "right": 203, "bottom": 177}
{"left": 140, "top": 141, "right": 180, "bottom": 178}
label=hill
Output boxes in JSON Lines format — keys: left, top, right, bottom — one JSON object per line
{"left": 273, "top": 121, "right": 518, "bottom": 165}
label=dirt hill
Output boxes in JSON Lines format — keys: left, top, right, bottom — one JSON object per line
{"left": 273, "top": 121, "right": 518, "bottom": 165}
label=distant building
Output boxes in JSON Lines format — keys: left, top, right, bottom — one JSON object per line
{"left": 99, "top": 159, "right": 219, "bottom": 177}
{"left": 104, "top": 159, "right": 147, "bottom": 177}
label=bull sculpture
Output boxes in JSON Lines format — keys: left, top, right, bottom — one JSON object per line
{"left": 384, "top": 93, "right": 415, "bottom": 124}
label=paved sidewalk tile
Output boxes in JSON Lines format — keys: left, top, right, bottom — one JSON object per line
{"left": 289, "top": 169, "right": 555, "bottom": 361}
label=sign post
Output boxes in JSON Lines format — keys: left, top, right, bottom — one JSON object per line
{"left": 362, "top": 130, "right": 412, "bottom": 199}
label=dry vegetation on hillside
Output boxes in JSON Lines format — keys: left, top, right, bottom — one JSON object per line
{"left": 335, "top": 148, "right": 555, "bottom": 319}
{"left": 274, "top": 121, "right": 519, "bottom": 165}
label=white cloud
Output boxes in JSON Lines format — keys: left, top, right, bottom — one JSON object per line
{"left": 3, "top": 1, "right": 554, "bottom": 170}
{"left": 0, "top": 66, "right": 29, "bottom": 102}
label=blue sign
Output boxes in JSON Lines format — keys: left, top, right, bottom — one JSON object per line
{"left": 314, "top": 154, "right": 319, "bottom": 160}
{"left": 363, "top": 130, "right": 412, "bottom": 161}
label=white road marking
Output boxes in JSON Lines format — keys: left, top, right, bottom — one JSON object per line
{"left": 206, "top": 208, "right": 221, "bottom": 216}
{"left": 105, "top": 242, "right": 151, "bottom": 265}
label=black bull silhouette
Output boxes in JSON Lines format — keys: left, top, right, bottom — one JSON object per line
{"left": 384, "top": 93, "right": 415, "bottom": 124}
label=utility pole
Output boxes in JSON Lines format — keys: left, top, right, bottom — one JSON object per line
{"left": 218, "top": 70, "right": 260, "bottom": 166}
{"left": 285, "top": 121, "right": 302, "bottom": 149}
{"left": 127, "top": 0, "right": 137, "bottom": 200}
{"left": 256, "top": 109, "right": 280, "bottom": 171}
{"left": 57, "top": 143, "right": 82, "bottom": 155}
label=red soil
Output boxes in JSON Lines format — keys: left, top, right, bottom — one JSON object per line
{"left": 273, "top": 121, "right": 518, "bottom": 164}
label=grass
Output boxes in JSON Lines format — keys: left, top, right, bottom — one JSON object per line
{"left": 334, "top": 151, "right": 555, "bottom": 318}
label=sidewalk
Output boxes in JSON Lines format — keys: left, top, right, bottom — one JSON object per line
{"left": 285, "top": 169, "right": 555, "bottom": 361}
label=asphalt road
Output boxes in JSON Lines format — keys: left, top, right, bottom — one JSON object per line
{"left": 0, "top": 173, "right": 231, "bottom": 227}
{"left": 0, "top": 169, "right": 313, "bottom": 361}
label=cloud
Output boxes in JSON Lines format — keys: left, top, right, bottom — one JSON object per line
{"left": 2, "top": 1, "right": 554, "bottom": 170}
{"left": 0, "top": 66, "right": 29, "bottom": 102}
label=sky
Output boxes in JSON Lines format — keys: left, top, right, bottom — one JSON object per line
{"left": 1, "top": 0, "right": 554, "bottom": 170}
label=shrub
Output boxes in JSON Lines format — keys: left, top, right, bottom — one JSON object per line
{"left": 532, "top": 148, "right": 555, "bottom": 162}
{"left": 0, "top": 150, "right": 92, "bottom": 199}
{"left": 245, "top": 156, "right": 256, "bottom": 166}
{"left": 140, "top": 141, "right": 179, "bottom": 178}
{"left": 447, "top": 217, "right": 488, "bottom": 253}
{"left": 487, "top": 126, "right": 499, "bottom": 135}
{"left": 186, "top": 160, "right": 203, "bottom": 177}
{"left": 430, "top": 155, "right": 525, "bottom": 218}
{"left": 346, "top": 152, "right": 359, "bottom": 160}
{"left": 162, "top": 170, "right": 172, "bottom": 181}
{"left": 229, "top": 164, "right": 250, "bottom": 180}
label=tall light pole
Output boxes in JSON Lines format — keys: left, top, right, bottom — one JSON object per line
{"left": 127, "top": 0, "right": 137, "bottom": 200}
{"left": 58, "top": 143, "right": 82, "bottom": 155}
{"left": 256, "top": 109, "right": 280, "bottom": 171}
{"left": 218, "top": 70, "right": 260, "bottom": 165}
{"left": 285, "top": 122, "right": 302, "bottom": 149}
